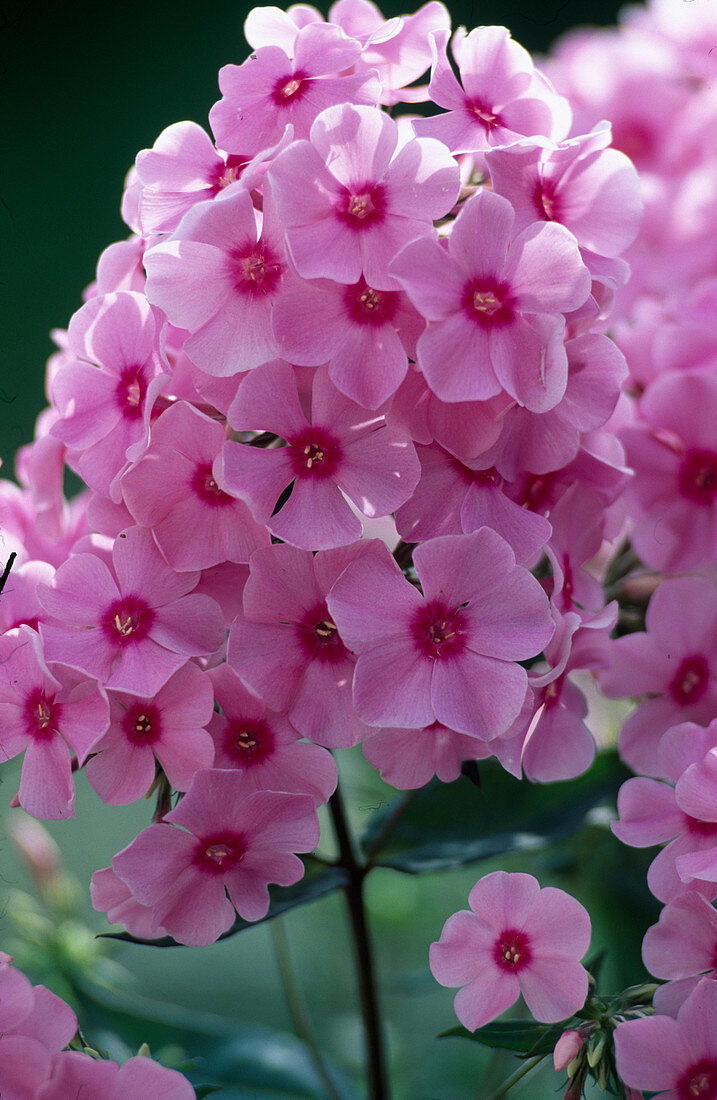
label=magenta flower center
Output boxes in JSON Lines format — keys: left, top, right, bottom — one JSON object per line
{"left": 232, "top": 242, "right": 283, "bottom": 296}
{"left": 679, "top": 449, "right": 717, "bottom": 505}
{"left": 272, "top": 69, "right": 308, "bottom": 105}
{"left": 214, "top": 155, "right": 248, "bottom": 192}
{"left": 290, "top": 428, "right": 342, "bottom": 478}
{"left": 192, "top": 462, "right": 234, "bottom": 507}
{"left": 344, "top": 279, "right": 397, "bottom": 327}
{"left": 411, "top": 599, "right": 467, "bottom": 660}
{"left": 337, "top": 184, "right": 386, "bottom": 229}
{"left": 124, "top": 703, "right": 161, "bottom": 746}
{"left": 469, "top": 99, "right": 501, "bottom": 131}
{"left": 116, "top": 367, "right": 145, "bottom": 421}
{"left": 299, "top": 605, "right": 347, "bottom": 665}
{"left": 669, "top": 654, "right": 709, "bottom": 706}
{"left": 494, "top": 928, "right": 532, "bottom": 971}
{"left": 684, "top": 814, "right": 717, "bottom": 840}
{"left": 195, "top": 831, "right": 246, "bottom": 875}
{"left": 24, "top": 687, "right": 61, "bottom": 741}
{"left": 677, "top": 1059, "right": 717, "bottom": 1099}
{"left": 224, "top": 716, "right": 274, "bottom": 765}
{"left": 535, "top": 178, "right": 561, "bottom": 222}
{"left": 464, "top": 280, "right": 513, "bottom": 328}
{"left": 103, "top": 595, "right": 154, "bottom": 647}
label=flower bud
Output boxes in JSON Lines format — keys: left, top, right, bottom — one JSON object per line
{"left": 554, "top": 1029, "right": 584, "bottom": 1072}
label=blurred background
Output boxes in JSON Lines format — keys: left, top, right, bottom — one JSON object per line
{"left": 1, "top": 1, "right": 651, "bottom": 1097}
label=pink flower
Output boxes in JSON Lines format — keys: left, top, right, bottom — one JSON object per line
{"left": 413, "top": 26, "right": 570, "bottom": 154}
{"left": 220, "top": 361, "right": 420, "bottom": 549}
{"left": 362, "top": 720, "right": 500, "bottom": 789}
{"left": 120, "top": 400, "right": 270, "bottom": 571}
{"left": 208, "top": 664, "right": 338, "bottom": 802}
{"left": 50, "top": 291, "right": 169, "bottom": 501}
{"left": 144, "top": 187, "right": 289, "bottom": 376}
{"left": 326, "top": 530, "right": 554, "bottom": 738}
{"left": 614, "top": 978, "right": 717, "bottom": 1100}
{"left": 228, "top": 541, "right": 379, "bottom": 747}
{"left": 429, "top": 870, "right": 591, "bottom": 1029}
{"left": 0, "top": 627, "right": 109, "bottom": 819}
{"left": 37, "top": 1052, "right": 196, "bottom": 1099}
{"left": 109, "top": 768, "right": 319, "bottom": 945}
{"left": 39, "top": 526, "right": 225, "bottom": 697}
{"left": 642, "top": 892, "right": 717, "bottom": 1015}
{"left": 390, "top": 189, "right": 591, "bottom": 410}
{"left": 269, "top": 102, "right": 460, "bottom": 290}
{"left": 209, "top": 23, "right": 380, "bottom": 155}
{"left": 85, "top": 662, "right": 215, "bottom": 804}
{"left": 600, "top": 577, "right": 717, "bottom": 777}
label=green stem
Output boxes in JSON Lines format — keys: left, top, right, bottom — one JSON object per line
{"left": 364, "top": 789, "right": 418, "bottom": 864}
{"left": 270, "top": 918, "right": 343, "bottom": 1100}
{"left": 329, "top": 785, "right": 389, "bottom": 1100}
{"left": 486, "top": 1055, "right": 545, "bottom": 1100}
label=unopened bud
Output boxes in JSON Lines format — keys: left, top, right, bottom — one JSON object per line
{"left": 554, "top": 1029, "right": 584, "bottom": 1072}
{"left": 136, "top": 1042, "right": 151, "bottom": 1058}
{"left": 9, "top": 817, "right": 61, "bottom": 891}
{"left": 587, "top": 1035, "right": 605, "bottom": 1068}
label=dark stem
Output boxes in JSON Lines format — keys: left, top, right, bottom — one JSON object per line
{"left": 329, "top": 785, "right": 389, "bottom": 1100}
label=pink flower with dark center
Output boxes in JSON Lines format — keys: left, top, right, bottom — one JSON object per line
{"left": 49, "top": 291, "right": 169, "bottom": 501}
{"left": 120, "top": 401, "right": 270, "bottom": 571}
{"left": 208, "top": 665, "right": 338, "bottom": 802}
{"left": 430, "top": 871, "right": 591, "bottom": 1029}
{"left": 0, "top": 627, "right": 109, "bottom": 819}
{"left": 600, "top": 577, "right": 717, "bottom": 777}
{"left": 228, "top": 541, "right": 380, "bottom": 747}
{"left": 209, "top": 23, "right": 380, "bottom": 156}
{"left": 85, "top": 663, "right": 215, "bottom": 804}
{"left": 326, "top": 530, "right": 553, "bottom": 738}
{"left": 614, "top": 979, "right": 717, "bottom": 1100}
{"left": 144, "top": 187, "right": 289, "bottom": 376}
{"left": 220, "top": 361, "right": 420, "bottom": 549}
{"left": 269, "top": 102, "right": 460, "bottom": 290}
{"left": 619, "top": 371, "right": 717, "bottom": 572}
{"left": 413, "top": 27, "right": 570, "bottom": 154}
{"left": 390, "top": 189, "right": 591, "bottom": 411}
{"left": 109, "top": 768, "right": 320, "bottom": 945}
{"left": 38, "top": 526, "right": 225, "bottom": 697}
{"left": 271, "top": 273, "right": 424, "bottom": 408}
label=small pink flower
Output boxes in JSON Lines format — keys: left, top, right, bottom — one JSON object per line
{"left": 430, "top": 870, "right": 591, "bottom": 1029}
{"left": 643, "top": 892, "right": 717, "bottom": 1015}
{"left": 37, "top": 1052, "right": 196, "bottom": 1099}
{"left": 110, "top": 768, "right": 319, "bottom": 945}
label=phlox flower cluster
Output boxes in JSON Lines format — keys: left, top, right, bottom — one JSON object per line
{"left": 0, "top": 952, "right": 195, "bottom": 1098}
{"left": 545, "top": 0, "right": 717, "bottom": 1088}
{"left": 10, "top": 0, "right": 710, "bottom": 1083}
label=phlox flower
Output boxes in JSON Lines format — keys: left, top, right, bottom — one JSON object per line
{"left": 120, "top": 400, "right": 270, "bottom": 571}
{"left": 326, "top": 529, "right": 554, "bottom": 738}
{"left": 485, "top": 123, "right": 642, "bottom": 259}
{"left": 643, "top": 892, "right": 717, "bottom": 1015}
{"left": 429, "top": 870, "right": 591, "bottom": 1029}
{"left": 39, "top": 526, "right": 225, "bottom": 697}
{"left": 144, "top": 187, "right": 289, "bottom": 376}
{"left": 390, "top": 189, "right": 591, "bottom": 410}
{"left": 271, "top": 273, "right": 424, "bottom": 408}
{"left": 269, "top": 102, "right": 460, "bottom": 290}
{"left": 614, "top": 978, "right": 717, "bottom": 1100}
{"left": 612, "top": 720, "right": 717, "bottom": 904}
{"left": 37, "top": 1053, "right": 196, "bottom": 1099}
{"left": 85, "top": 662, "right": 215, "bottom": 805}
{"left": 109, "top": 768, "right": 319, "bottom": 945}
{"left": 413, "top": 26, "right": 571, "bottom": 154}
{"left": 209, "top": 22, "right": 380, "bottom": 155}
{"left": 220, "top": 360, "right": 420, "bottom": 549}
{"left": 208, "top": 665, "right": 337, "bottom": 802}
{"left": 228, "top": 541, "right": 379, "bottom": 747}
{"left": 619, "top": 370, "right": 717, "bottom": 573}
{"left": 600, "top": 577, "right": 717, "bottom": 777}
{"left": 0, "top": 559, "right": 54, "bottom": 633}
{"left": 49, "top": 291, "right": 169, "bottom": 501}
{"left": 90, "top": 865, "right": 169, "bottom": 940}
{"left": 0, "top": 627, "right": 108, "bottom": 819}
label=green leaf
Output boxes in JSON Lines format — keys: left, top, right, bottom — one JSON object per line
{"left": 99, "top": 858, "right": 348, "bottom": 948}
{"left": 362, "top": 751, "right": 630, "bottom": 872}
{"left": 72, "top": 978, "right": 352, "bottom": 1098}
{"left": 439, "top": 1019, "right": 563, "bottom": 1056}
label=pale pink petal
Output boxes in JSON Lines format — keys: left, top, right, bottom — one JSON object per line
{"left": 352, "top": 640, "right": 434, "bottom": 728}
{"left": 431, "top": 650, "right": 527, "bottom": 739}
